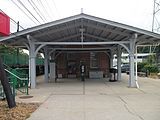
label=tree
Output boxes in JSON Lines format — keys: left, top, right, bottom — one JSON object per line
{"left": 0, "top": 57, "right": 16, "bottom": 108}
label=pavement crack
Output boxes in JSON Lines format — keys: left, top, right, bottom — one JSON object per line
{"left": 124, "top": 104, "right": 144, "bottom": 120}
{"left": 118, "top": 96, "right": 127, "bottom": 104}
{"left": 124, "top": 104, "right": 135, "bottom": 116}
{"left": 138, "top": 88, "right": 146, "bottom": 94}
{"left": 118, "top": 96, "right": 144, "bottom": 120}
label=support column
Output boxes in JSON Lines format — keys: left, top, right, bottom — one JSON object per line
{"left": 44, "top": 48, "right": 49, "bottom": 82}
{"left": 29, "top": 43, "right": 36, "bottom": 88}
{"left": 129, "top": 34, "right": 137, "bottom": 87}
{"left": 117, "top": 46, "right": 122, "bottom": 81}
{"left": 129, "top": 53, "right": 135, "bottom": 87}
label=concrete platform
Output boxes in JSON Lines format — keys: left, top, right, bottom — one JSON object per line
{"left": 18, "top": 74, "right": 160, "bottom": 120}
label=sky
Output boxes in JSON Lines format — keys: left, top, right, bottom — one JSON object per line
{"left": 0, "top": 0, "right": 155, "bottom": 33}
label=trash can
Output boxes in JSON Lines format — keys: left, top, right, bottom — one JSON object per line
{"left": 109, "top": 68, "right": 117, "bottom": 82}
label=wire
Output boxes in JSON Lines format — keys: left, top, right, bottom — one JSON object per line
{"left": 10, "top": 0, "right": 38, "bottom": 25}
{"left": 9, "top": 0, "right": 52, "bottom": 40}
{"left": 45, "top": 0, "right": 56, "bottom": 19}
{"left": 51, "top": 0, "right": 61, "bottom": 18}
{"left": 29, "top": 0, "right": 48, "bottom": 22}
{"left": 27, "top": 0, "right": 46, "bottom": 23}
{"left": 0, "top": 9, "right": 25, "bottom": 30}
{"left": 37, "top": 0, "right": 52, "bottom": 21}
{"left": 17, "top": 0, "right": 41, "bottom": 24}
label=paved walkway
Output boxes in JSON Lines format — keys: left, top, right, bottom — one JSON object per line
{"left": 17, "top": 74, "right": 160, "bottom": 120}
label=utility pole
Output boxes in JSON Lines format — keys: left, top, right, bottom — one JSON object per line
{"left": 16, "top": 21, "right": 20, "bottom": 66}
{"left": 152, "top": 0, "right": 160, "bottom": 33}
{"left": 152, "top": 0, "right": 160, "bottom": 66}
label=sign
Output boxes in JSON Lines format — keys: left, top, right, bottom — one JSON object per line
{"left": 0, "top": 12, "right": 10, "bottom": 36}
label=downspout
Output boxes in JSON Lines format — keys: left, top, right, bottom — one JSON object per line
{"left": 135, "top": 45, "right": 139, "bottom": 88}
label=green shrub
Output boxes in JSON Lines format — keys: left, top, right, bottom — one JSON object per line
{"left": 137, "top": 62, "right": 147, "bottom": 72}
{"left": 137, "top": 62, "right": 159, "bottom": 73}
{"left": 144, "top": 64, "right": 159, "bottom": 73}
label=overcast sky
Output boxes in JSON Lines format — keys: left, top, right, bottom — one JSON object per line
{"left": 1, "top": 0, "right": 154, "bottom": 33}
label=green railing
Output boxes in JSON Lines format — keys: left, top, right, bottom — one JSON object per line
{"left": 3, "top": 64, "right": 28, "bottom": 77}
{"left": 0, "top": 64, "right": 29, "bottom": 99}
{"left": 5, "top": 69, "right": 29, "bottom": 96}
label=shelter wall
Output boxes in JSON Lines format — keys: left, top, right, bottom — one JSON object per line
{"left": 56, "top": 52, "right": 109, "bottom": 78}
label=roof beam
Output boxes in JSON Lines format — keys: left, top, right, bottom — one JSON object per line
{"left": 54, "top": 51, "right": 109, "bottom": 54}
{"left": 34, "top": 23, "right": 81, "bottom": 38}
{"left": 54, "top": 47, "right": 114, "bottom": 50}
{"left": 0, "top": 14, "right": 84, "bottom": 42}
{"left": 84, "top": 33, "right": 130, "bottom": 42}
{"left": 27, "top": 34, "right": 80, "bottom": 42}
{"left": 52, "top": 34, "right": 80, "bottom": 42}
{"left": 84, "top": 33, "right": 110, "bottom": 41}
{"left": 34, "top": 41, "right": 129, "bottom": 45}
{"left": 82, "top": 14, "right": 160, "bottom": 39}
{"left": 84, "top": 23, "right": 130, "bottom": 37}
{"left": 1, "top": 13, "right": 160, "bottom": 45}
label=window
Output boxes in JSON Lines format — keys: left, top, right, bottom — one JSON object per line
{"left": 90, "top": 52, "right": 98, "bottom": 68}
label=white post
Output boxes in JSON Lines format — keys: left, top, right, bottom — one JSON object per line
{"left": 44, "top": 48, "right": 49, "bottom": 82}
{"left": 28, "top": 54, "right": 31, "bottom": 87}
{"left": 117, "top": 45, "right": 122, "bottom": 81}
{"left": 29, "top": 43, "right": 36, "bottom": 88}
{"left": 129, "top": 34, "right": 137, "bottom": 87}
{"left": 129, "top": 54, "right": 136, "bottom": 87}
{"left": 135, "top": 45, "right": 139, "bottom": 88}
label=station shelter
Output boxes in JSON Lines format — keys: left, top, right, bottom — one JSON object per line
{"left": 0, "top": 13, "right": 160, "bottom": 88}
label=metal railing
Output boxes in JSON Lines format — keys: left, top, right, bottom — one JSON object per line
{"left": 0, "top": 64, "right": 29, "bottom": 99}
{"left": 5, "top": 69, "right": 29, "bottom": 95}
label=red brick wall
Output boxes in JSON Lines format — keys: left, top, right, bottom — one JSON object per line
{"left": 56, "top": 53, "right": 67, "bottom": 78}
{"left": 56, "top": 52, "right": 110, "bottom": 78}
{"left": 98, "top": 53, "right": 110, "bottom": 77}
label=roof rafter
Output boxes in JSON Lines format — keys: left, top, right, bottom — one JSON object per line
{"left": 34, "top": 23, "right": 81, "bottom": 38}
{"left": 0, "top": 13, "right": 160, "bottom": 46}
{"left": 34, "top": 41, "right": 130, "bottom": 45}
